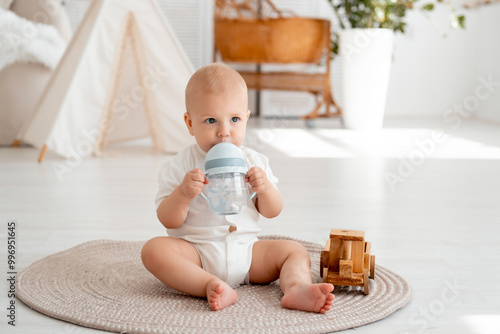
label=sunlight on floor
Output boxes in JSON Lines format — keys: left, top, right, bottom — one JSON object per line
{"left": 257, "top": 128, "right": 354, "bottom": 158}
{"left": 255, "top": 127, "right": 500, "bottom": 159}
{"left": 464, "top": 315, "right": 500, "bottom": 334}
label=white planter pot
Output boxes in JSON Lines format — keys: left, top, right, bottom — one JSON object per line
{"left": 340, "top": 29, "right": 394, "bottom": 130}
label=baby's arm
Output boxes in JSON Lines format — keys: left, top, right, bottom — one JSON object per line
{"left": 156, "top": 168, "right": 207, "bottom": 229}
{"left": 246, "top": 167, "right": 283, "bottom": 219}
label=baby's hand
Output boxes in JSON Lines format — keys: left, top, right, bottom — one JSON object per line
{"left": 246, "top": 167, "right": 270, "bottom": 195}
{"left": 180, "top": 168, "right": 208, "bottom": 199}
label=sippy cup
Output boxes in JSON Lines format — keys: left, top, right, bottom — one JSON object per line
{"left": 199, "top": 143, "right": 256, "bottom": 215}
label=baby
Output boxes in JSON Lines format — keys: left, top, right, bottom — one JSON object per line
{"left": 141, "top": 63, "right": 334, "bottom": 312}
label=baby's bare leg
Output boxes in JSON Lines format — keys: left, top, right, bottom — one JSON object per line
{"left": 141, "top": 237, "right": 237, "bottom": 311}
{"left": 249, "top": 240, "right": 335, "bottom": 313}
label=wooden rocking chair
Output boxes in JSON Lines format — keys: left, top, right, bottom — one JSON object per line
{"left": 213, "top": 0, "right": 342, "bottom": 119}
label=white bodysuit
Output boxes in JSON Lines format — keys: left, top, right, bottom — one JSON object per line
{"left": 155, "top": 144, "right": 278, "bottom": 287}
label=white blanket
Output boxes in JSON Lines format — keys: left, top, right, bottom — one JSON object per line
{"left": 0, "top": 7, "right": 66, "bottom": 71}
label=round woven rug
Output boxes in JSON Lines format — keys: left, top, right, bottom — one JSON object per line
{"left": 17, "top": 236, "right": 412, "bottom": 333}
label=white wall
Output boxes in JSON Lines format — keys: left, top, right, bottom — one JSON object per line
{"left": 476, "top": 5, "right": 500, "bottom": 123}
{"left": 385, "top": 2, "right": 500, "bottom": 123}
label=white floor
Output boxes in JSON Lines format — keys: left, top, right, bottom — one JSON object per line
{"left": 1, "top": 117, "right": 500, "bottom": 334}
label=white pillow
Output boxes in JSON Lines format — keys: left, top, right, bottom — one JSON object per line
{"left": 0, "top": 0, "right": 13, "bottom": 10}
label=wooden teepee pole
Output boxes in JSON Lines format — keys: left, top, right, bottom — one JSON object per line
{"left": 96, "top": 13, "right": 131, "bottom": 154}
{"left": 127, "top": 13, "right": 165, "bottom": 152}
{"left": 38, "top": 145, "right": 47, "bottom": 163}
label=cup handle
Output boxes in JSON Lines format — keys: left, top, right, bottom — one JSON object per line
{"left": 199, "top": 192, "right": 208, "bottom": 201}
{"left": 249, "top": 191, "right": 257, "bottom": 200}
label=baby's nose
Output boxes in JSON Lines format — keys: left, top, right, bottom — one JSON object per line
{"left": 218, "top": 123, "right": 230, "bottom": 137}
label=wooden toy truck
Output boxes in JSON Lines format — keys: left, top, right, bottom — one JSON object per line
{"left": 320, "top": 229, "right": 375, "bottom": 295}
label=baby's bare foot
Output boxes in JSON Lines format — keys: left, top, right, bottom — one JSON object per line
{"left": 281, "top": 283, "right": 335, "bottom": 313}
{"left": 206, "top": 278, "right": 238, "bottom": 311}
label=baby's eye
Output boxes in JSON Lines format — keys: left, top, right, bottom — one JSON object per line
{"left": 230, "top": 117, "right": 240, "bottom": 122}
{"left": 205, "top": 118, "right": 217, "bottom": 124}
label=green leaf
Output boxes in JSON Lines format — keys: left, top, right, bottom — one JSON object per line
{"left": 457, "top": 15, "right": 466, "bottom": 29}
{"left": 422, "top": 3, "right": 434, "bottom": 11}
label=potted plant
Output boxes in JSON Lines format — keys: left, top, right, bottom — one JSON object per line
{"left": 326, "top": 0, "right": 465, "bottom": 130}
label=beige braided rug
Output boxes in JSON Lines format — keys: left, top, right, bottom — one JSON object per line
{"left": 16, "top": 236, "right": 412, "bottom": 333}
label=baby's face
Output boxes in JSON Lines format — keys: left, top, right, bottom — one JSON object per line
{"left": 184, "top": 87, "right": 249, "bottom": 152}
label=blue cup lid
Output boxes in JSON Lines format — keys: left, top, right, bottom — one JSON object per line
{"left": 204, "top": 143, "right": 247, "bottom": 175}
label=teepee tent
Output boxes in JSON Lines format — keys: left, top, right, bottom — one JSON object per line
{"left": 15, "top": 0, "right": 194, "bottom": 162}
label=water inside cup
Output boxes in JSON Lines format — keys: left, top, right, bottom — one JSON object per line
{"left": 204, "top": 172, "right": 249, "bottom": 215}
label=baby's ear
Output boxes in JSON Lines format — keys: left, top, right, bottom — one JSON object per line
{"left": 184, "top": 112, "right": 195, "bottom": 136}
